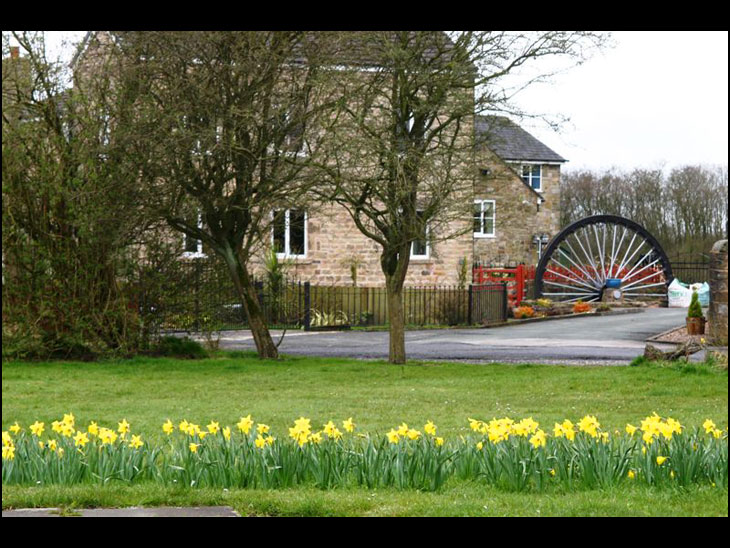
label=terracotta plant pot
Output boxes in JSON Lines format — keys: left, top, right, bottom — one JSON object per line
{"left": 686, "top": 317, "right": 706, "bottom": 335}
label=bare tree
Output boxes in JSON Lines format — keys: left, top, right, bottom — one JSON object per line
{"left": 314, "top": 31, "right": 605, "bottom": 363}
{"left": 110, "top": 31, "right": 338, "bottom": 359}
{"left": 3, "top": 31, "right": 153, "bottom": 357}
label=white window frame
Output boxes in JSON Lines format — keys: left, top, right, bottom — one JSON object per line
{"left": 272, "top": 209, "right": 308, "bottom": 259}
{"left": 410, "top": 211, "right": 430, "bottom": 260}
{"left": 473, "top": 199, "right": 496, "bottom": 238}
{"left": 521, "top": 163, "right": 542, "bottom": 192}
{"left": 180, "top": 213, "right": 207, "bottom": 259}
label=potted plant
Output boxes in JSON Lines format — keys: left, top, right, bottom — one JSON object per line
{"left": 686, "top": 290, "right": 706, "bottom": 335}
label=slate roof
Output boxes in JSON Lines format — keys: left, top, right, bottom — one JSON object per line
{"left": 475, "top": 115, "right": 567, "bottom": 163}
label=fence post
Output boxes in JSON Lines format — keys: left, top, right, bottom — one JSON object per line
{"left": 303, "top": 281, "right": 311, "bottom": 331}
{"left": 502, "top": 282, "right": 509, "bottom": 322}
{"left": 193, "top": 260, "right": 201, "bottom": 332}
{"left": 468, "top": 284, "right": 473, "bottom": 325}
{"left": 516, "top": 264, "right": 524, "bottom": 306}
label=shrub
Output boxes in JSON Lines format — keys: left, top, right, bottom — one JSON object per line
{"left": 687, "top": 291, "right": 704, "bottom": 319}
{"left": 573, "top": 301, "right": 591, "bottom": 314}
{"left": 150, "top": 336, "right": 208, "bottom": 359}
{"left": 514, "top": 306, "right": 535, "bottom": 319}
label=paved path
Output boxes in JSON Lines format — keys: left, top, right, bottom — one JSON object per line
{"left": 2, "top": 506, "right": 239, "bottom": 517}
{"left": 214, "top": 308, "right": 688, "bottom": 365}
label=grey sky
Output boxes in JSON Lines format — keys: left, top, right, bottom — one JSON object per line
{"left": 35, "top": 31, "right": 730, "bottom": 174}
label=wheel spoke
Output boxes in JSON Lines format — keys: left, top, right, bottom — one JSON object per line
{"left": 545, "top": 264, "right": 600, "bottom": 292}
{"left": 543, "top": 280, "right": 598, "bottom": 293}
{"left": 560, "top": 242, "right": 599, "bottom": 285}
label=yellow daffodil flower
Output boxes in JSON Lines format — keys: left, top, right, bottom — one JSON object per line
{"left": 87, "top": 421, "right": 99, "bottom": 437}
{"left": 257, "top": 423, "right": 270, "bottom": 435}
{"left": 73, "top": 431, "right": 89, "bottom": 448}
{"left": 627, "top": 470, "right": 635, "bottom": 479}
{"left": 129, "top": 435, "right": 143, "bottom": 449}
{"left": 206, "top": 421, "right": 220, "bottom": 435}
{"left": 656, "top": 456, "right": 668, "bottom": 465}
{"left": 342, "top": 417, "right": 355, "bottom": 433}
{"left": 237, "top": 415, "right": 253, "bottom": 434}
{"left": 529, "top": 429, "right": 547, "bottom": 449}
{"left": 386, "top": 429, "right": 400, "bottom": 444}
{"left": 424, "top": 421, "right": 437, "bottom": 436}
{"left": 189, "top": 442, "right": 199, "bottom": 453}
{"left": 222, "top": 427, "right": 231, "bottom": 441}
{"left": 9, "top": 422, "right": 21, "bottom": 434}
{"left": 118, "top": 419, "right": 130, "bottom": 435}
{"left": 162, "top": 420, "right": 174, "bottom": 435}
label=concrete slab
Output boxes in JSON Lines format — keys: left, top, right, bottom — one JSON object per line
{"left": 2, "top": 506, "right": 240, "bottom": 517}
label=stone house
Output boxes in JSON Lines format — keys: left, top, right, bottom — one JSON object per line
{"left": 256, "top": 116, "right": 567, "bottom": 287}
{"left": 69, "top": 32, "right": 567, "bottom": 288}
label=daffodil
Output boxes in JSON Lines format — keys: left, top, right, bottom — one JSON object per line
{"left": 625, "top": 424, "right": 637, "bottom": 436}
{"left": 63, "top": 413, "right": 75, "bottom": 426}
{"left": 237, "top": 415, "right": 253, "bottom": 434}
{"left": 47, "top": 439, "right": 58, "bottom": 452}
{"left": 577, "top": 415, "right": 600, "bottom": 437}
{"left": 703, "top": 419, "right": 717, "bottom": 434}
{"left": 476, "top": 441, "right": 484, "bottom": 451}
{"left": 656, "top": 456, "right": 668, "bottom": 465}
{"left": 406, "top": 429, "right": 421, "bottom": 440}
{"left": 257, "top": 423, "right": 270, "bottom": 435}
{"left": 129, "top": 435, "right": 143, "bottom": 449}
{"left": 206, "top": 421, "right": 220, "bottom": 435}
{"left": 9, "top": 422, "right": 21, "bottom": 434}
{"left": 87, "top": 421, "right": 99, "bottom": 437}
{"left": 162, "top": 420, "right": 174, "bottom": 435}
{"left": 342, "top": 417, "right": 355, "bottom": 433}
{"left": 386, "top": 429, "right": 400, "bottom": 444}
{"left": 118, "top": 419, "right": 130, "bottom": 435}
{"left": 179, "top": 419, "right": 190, "bottom": 433}
{"left": 222, "top": 427, "right": 231, "bottom": 441}
{"left": 73, "top": 431, "right": 90, "bottom": 448}
{"left": 2, "top": 445, "right": 15, "bottom": 460}
{"left": 255, "top": 435, "right": 266, "bottom": 449}
{"left": 424, "top": 421, "right": 437, "bottom": 436}
{"left": 60, "top": 422, "right": 75, "bottom": 438}
{"left": 529, "top": 429, "right": 547, "bottom": 449}
{"left": 189, "top": 442, "right": 200, "bottom": 453}
{"left": 627, "top": 470, "right": 636, "bottom": 479}
{"left": 435, "top": 437, "right": 444, "bottom": 446}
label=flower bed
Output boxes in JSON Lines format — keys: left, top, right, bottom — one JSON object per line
{"left": 3, "top": 413, "right": 727, "bottom": 492}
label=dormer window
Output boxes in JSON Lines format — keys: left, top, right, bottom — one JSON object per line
{"left": 521, "top": 164, "right": 542, "bottom": 192}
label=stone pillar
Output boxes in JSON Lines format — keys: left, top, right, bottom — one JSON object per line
{"left": 708, "top": 239, "right": 728, "bottom": 345}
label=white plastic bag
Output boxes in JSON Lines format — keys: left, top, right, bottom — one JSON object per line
{"left": 694, "top": 282, "right": 710, "bottom": 307}
{"left": 667, "top": 278, "right": 692, "bottom": 308}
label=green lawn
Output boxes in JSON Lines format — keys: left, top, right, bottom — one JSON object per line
{"left": 2, "top": 352, "right": 728, "bottom": 516}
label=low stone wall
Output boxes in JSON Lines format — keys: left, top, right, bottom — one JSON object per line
{"left": 708, "top": 239, "right": 728, "bottom": 345}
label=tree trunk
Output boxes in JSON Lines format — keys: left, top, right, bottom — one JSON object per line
{"left": 383, "top": 245, "right": 410, "bottom": 364}
{"left": 385, "top": 277, "right": 406, "bottom": 364}
{"left": 222, "top": 247, "right": 279, "bottom": 359}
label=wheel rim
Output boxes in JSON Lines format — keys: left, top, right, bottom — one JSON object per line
{"left": 535, "top": 215, "right": 673, "bottom": 303}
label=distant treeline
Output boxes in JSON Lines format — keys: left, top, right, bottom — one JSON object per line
{"left": 560, "top": 165, "right": 728, "bottom": 258}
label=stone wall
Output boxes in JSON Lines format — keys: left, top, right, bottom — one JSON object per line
{"left": 249, "top": 202, "right": 474, "bottom": 288}
{"left": 473, "top": 149, "right": 562, "bottom": 266}
{"left": 708, "top": 239, "right": 728, "bottom": 345}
